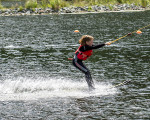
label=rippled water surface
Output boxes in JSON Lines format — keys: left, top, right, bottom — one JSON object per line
{"left": 0, "top": 11, "right": 150, "bottom": 119}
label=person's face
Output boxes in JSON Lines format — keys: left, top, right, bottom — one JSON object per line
{"left": 86, "top": 39, "right": 93, "bottom": 46}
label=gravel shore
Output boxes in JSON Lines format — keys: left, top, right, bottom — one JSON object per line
{"left": 0, "top": 4, "right": 149, "bottom": 16}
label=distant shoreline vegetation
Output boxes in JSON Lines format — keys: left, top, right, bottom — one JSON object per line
{"left": 0, "top": 0, "right": 150, "bottom": 15}
{"left": 1, "top": 0, "right": 150, "bottom": 9}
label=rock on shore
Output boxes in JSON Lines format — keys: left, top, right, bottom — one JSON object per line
{"left": 0, "top": 4, "right": 149, "bottom": 16}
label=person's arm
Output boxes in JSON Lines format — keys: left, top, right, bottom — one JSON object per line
{"left": 80, "top": 44, "right": 105, "bottom": 51}
{"left": 80, "top": 42, "right": 111, "bottom": 51}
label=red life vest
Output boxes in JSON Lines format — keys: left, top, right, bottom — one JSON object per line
{"left": 75, "top": 45, "right": 93, "bottom": 60}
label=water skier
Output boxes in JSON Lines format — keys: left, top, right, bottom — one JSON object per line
{"left": 69, "top": 35, "right": 111, "bottom": 91}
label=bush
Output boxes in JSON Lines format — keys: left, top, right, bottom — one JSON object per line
{"left": 48, "top": 0, "right": 69, "bottom": 11}
{"left": 18, "top": 6, "right": 23, "bottom": 11}
{"left": 25, "top": 0, "right": 37, "bottom": 9}
{"left": 116, "top": 0, "right": 122, "bottom": 4}
{"left": 41, "top": 0, "right": 49, "bottom": 9}
{"left": 141, "top": 0, "right": 148, "bottom": 7}
{"left": 88, "top": 6, "right": 92, "bottom": 11}
{"left": 50, "top": 0, "right": 59, "bottom": 10}
{"left": 0, "top": 2, "right": 3, "bottom": 9}
{"left": 0, "top": 5, "right": 3, "bottom": 9}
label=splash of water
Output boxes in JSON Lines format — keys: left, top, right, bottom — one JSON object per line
{"left": 0, "top": 77, "right": 117, "bottom": 101}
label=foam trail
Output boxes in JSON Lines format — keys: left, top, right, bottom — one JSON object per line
{"left": 0, "top": 77, "right": 117, "bottom": 101}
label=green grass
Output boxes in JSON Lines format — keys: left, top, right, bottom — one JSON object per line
{"left": 0, "top": 0, "right": 3, "bottom": 9}
{"left": 18, "top": 5, "right": 23, "bottom": 11}
{"left": 141, "top": 0, "right": 149, "bottom": 7}
{"left": 36, "top": 0, "right": 70, "bottom": 10}
{"left": 25, "top": 0, "right": 37, "bottom": 9}
{"left": 0, "top": 0, "right": 150, "bottom": 10}
{"left": 0, "top": 4, "right": 3, "bottom": 9}
{"left": 71, "top": 0, "right": 150, "bottom": 6}
{"left": 48, "top": 0, "right": 69, "bottom": 10}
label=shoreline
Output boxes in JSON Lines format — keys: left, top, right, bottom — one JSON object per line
{"left": 0, "top": 4, "right": 150, "bottom": 16}
{"left": 60, "top": 9, "right": 146, "bottom": 14}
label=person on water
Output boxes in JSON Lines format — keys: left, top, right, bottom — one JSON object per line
{"left": 69, "top": 35, "right": 111, "bottom": 90}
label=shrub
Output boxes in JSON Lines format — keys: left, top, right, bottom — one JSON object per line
{"left": 18, "top": 6, "right": 23, "bottom": 11}
{"left": 116, "top": 0, "right": 122, "bottom": 4}
{"left": 0, "top": 2, "right": 3, "bottom": 9}
{"left": 141, "top": 0, "right": 148, "bottom": 7}
{"left": 0, "top": 5, "right": 3, "bottom": 9}
{"left": 48, "top": 0, "right": 69, "bottom": 11}
{"left": 88, "top": 6, "right": 92, "bottom": 11}
{"left": 25, "top": 0, "right": 37, "bottom": 9}
{"left": 41, "top": 0, "right": 49, "bottom": 9}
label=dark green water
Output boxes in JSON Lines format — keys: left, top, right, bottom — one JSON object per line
{"left": 0, "top": 11, "right": 150, "bottom": 119}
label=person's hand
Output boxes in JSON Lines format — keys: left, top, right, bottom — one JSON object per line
{"left": 127, "top": 33, "right": 132, "bottom": 36}
{"left": 105, "top": 42, "right": 111, "bottom": 45}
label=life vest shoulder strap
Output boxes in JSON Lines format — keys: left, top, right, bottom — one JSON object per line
{"left": 76, "top": 47, "right": 88, "bottom": 57}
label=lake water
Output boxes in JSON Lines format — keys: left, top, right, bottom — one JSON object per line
{"left": 0, "top": 11, "right": 150, "bottom": 119}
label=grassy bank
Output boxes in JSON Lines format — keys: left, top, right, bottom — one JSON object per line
{"left": 0, "top": 0, "right": 150, "bottom": 10}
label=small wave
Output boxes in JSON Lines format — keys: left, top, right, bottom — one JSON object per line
{"left": 0, "top": 77, "right": 117, "bottom": 101}
{"left": 4, "top": 45, "right": 22, "bottom": 49}
{"left": 4, "top": 45, "right": 15, "bottom": 48}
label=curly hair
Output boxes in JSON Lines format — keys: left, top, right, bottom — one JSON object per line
{"left": 79, "top": 35, "right": 94, "bottom": 45}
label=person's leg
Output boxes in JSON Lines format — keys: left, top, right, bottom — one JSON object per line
{"left": 85, "top": 71, "right": 95, "bottom": 90}
{"left": 73, "top": 56, "right": 95, "bottom": 90}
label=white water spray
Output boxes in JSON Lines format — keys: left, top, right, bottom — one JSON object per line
{"left": 0, "top": 77, "right": 117, "bottom": 101}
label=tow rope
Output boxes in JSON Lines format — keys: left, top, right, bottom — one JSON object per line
{"left": 68, "top": 24, "right": 150, "bottom": 61}
{"left": 110, "top": 24, "right": 150, "bottom": 44}
{"left": 109, "top": 24, "right": 150, "bottom": 88}
{"left": 110, "top": 80, "right": 131, "bottom": 89}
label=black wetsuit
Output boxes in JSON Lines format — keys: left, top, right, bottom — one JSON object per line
{"left": 72, "top": 43, "right": 105, "bottom": 90}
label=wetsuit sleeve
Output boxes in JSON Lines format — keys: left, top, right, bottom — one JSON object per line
{"left": 80, "top": 44, "right": 105, "bottom": 52}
